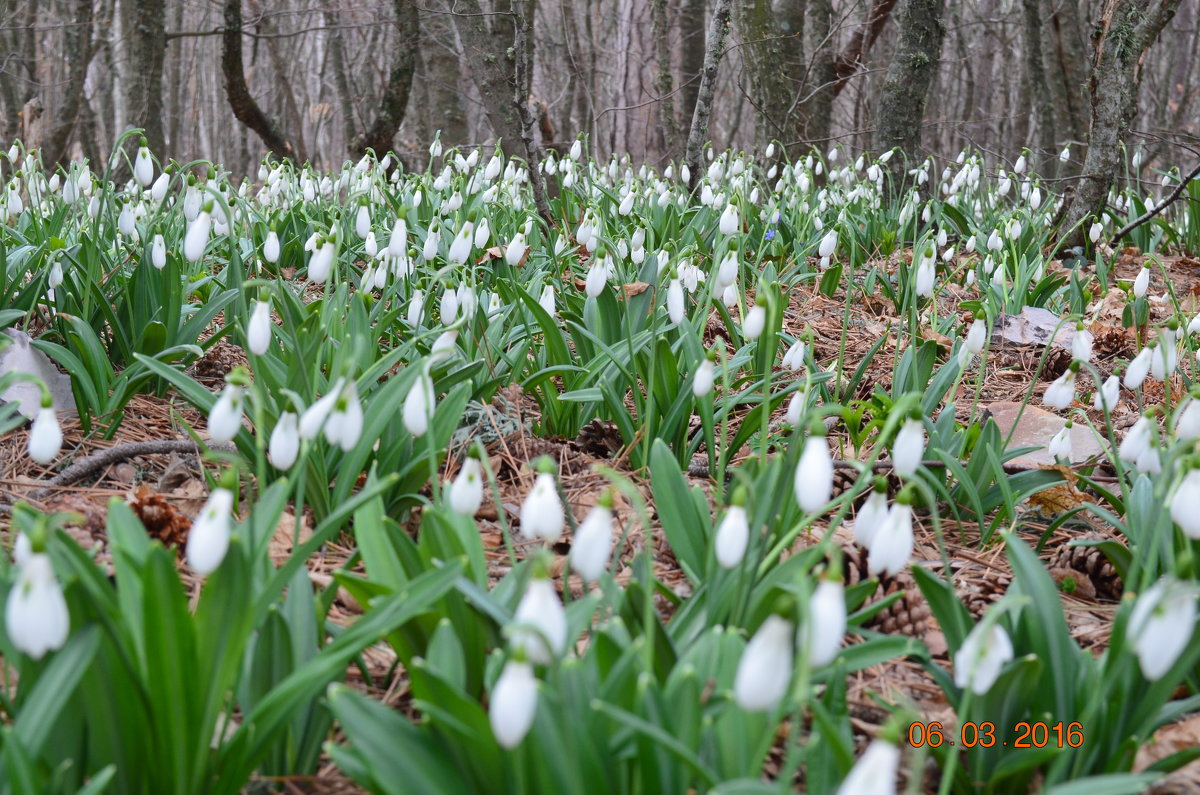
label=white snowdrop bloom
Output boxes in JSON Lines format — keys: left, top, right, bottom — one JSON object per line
{"left": 734, "top": 615, "right": 795, "bottom": 711}
{"left": 263, "top": 230, "right": 280, "bottom": 263}
{"left": 743, "top": 303, "right": 766, "bottom": 340}
{"left": 511, "top": 577, "right": 567, "bottom": 664}
{"left": 27, "top": 405, "right": 62, "bottom": 465}
{"left": 868, "top": 503, "right": 913, "bottom": 577}
{"left": 722, "top": 283, "right": 739, "bottom": 309}
{"left": 430, "top": 329, "right": 459, "bottom": 362}
{"left": 569, "top": 139, "right": 582, "bottom": 161}
{"left": 440, "top": 286, "right": 460, "bottom": 325}
{"left": 714, "top": 505, "right": 749, "bottom": 569}
{"left": 151, "top": 233, "right": 167, "bottom": 269}
{"left": 915, "top": 255, "right": 936, "bottom": 297}
{"left": 986, "top": 229, "right": 1003, "bottom": 251}
{"left": 1151, "top": 329, "right": 1178, "bottom": 381}
{"left": 208, "top": 385, "right": 244, "bottom": 444}
{"left": 308, "top": 240, "right": 335, "bottom": 284}
{"left": 490, "top": 660, "right": 538, "bottom": 749}
{"left": 891, "top": 418, "right": 925, "bottom": 478}
{"left": 954, "top": 622, "right": 1013, "bottom": 695}
{"left": 1072, "top": 329, "right": 1093, "bottom": 363}
{"left": 298, "top": 380, "right": 344, "bottom": 440}
{"left": 837, "top": 739, "right": 900, "bottom": 795}
{"left": 449, "top": 458, "right": 484, "bottom": 516}
{"left": 474, "top": 217, "right": 491, "bottom": 248}
{"left": 818, "top": 229, "right": 838, "bottom": 258}
{"left": 786, "top": 390, "right": 807, "bottom": 428}
{"left": 1042, "top": 369, "right": 1076, "bottom": 410}
{"left": 781, "top": 339, "right": 806, "bottom": 370}
{"left": 1176, "top": 398, "right": 1200, "bottom": 440}
{"left": 585, "top": 262, "right": 608, "bottom": 298}
{"left": 1169, "top": 467, "right": 1200, "bottom": 537}
{"left": 1117, "top": 415, "right": 1153, "bottom": 464}
{"left": 362, "top": 230, "right": 378, "bottom": 259}
{"left": 1136, "top": 445, "right": 1161, "bottom": 475}
{"left": 794, "top": 435, "right": 833, "bottom": 513}
{"left": 854, "top": 489, "right": 889, "bottom": 548}
{"left": 693, "top": 358, "right": 715, "bottom": 398}
{"left": 133, "top": 145, "right": 154, "bottom": 187}
{"left": 716, "top": 252, "right": 739, "bottom": 289}
{"left": 800, "top": 580, "right": 846, "bottom": 668}
{"left": 520, "top": 472, "right": 565, "bottom": 543}
{"left": 247, "top": 301, "right": 272, "bottom": 355}
{"left": 1124, "top": 347, "right": 1153, "bottom": 390}
{"left": 323, "top": 381, "right": 363, "bottom": 452}
{"left": 1029, "top": 187, "right": 1042, "bottom": 210}
{"left": 186, "top": 487, "right": 235, "bottom": 576}
{"left": 506, "top": 232, "right": 527, "bottom": 266}
{"left": 719, "top": 202, "right": 740, "bottom": 236}
{"left": 1058, "top": 145, "right": 1071, "bottom": 163}
{"left": 1048, "top": 425, "right": 1072, "bottom": 460}
{"left": 1188, "top": 312, "right": 1200, "bottom": 335}
{"left": 538, "top": 285, "right": 556, "bottom": 317}
{"left": 966, "top": 319, "right": 987, "bottom": 355}
{"left": 1127, "top": 578, "right": 1197, "bottom": 681}
{"left": 117, "top": 204, "right": 136, "bottom": 237}
{"left": 667, "top": 279, "right": 684, "bottom": 325}
{"left": 183, "top": 209, "right": 211, "bottom": 262}
{"left": 403, "top": 371, "right": 436, "bottom": 437}
{"left": 447, "top": 221, "right": 473, "bottom": 265}
{"left": 1089, "top": 222, "right": 1103, "bottom": 243}
{"left": 570, "top": 502, "right": 614, "bottom": 583}
{"left": 1014, "top": 153, "right": 1027, "bottom": 174}
{"left": 404, "top": 289, "right": 426, "bottom": 327}
{"left": 150, "top": 171, "right": 169, "bottom": 204}
{"left": 1133, "top": 266, "right": 1149, "bottom": 298}
{"left": 5, "top": 552, "right": 69, "bottom": 660}
{"left": 268, "top": 412, "right": 300, "bottom": 471}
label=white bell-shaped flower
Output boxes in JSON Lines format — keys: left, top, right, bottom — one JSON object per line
{"left": 263, "top": 230, "right": 280, "bottom": 263}
{"left": 403, "top": 372, "right": 436, "bottom": 437}
{"left": 868, "top": 503, "right": 913, "bottom": 577}
{"left": 954, "top": 621, "right": 1013, "bottom": 695}
{"left": 781, "top": 340, "right": 806, "bottom": 371}
{"left": 1127, "top": 578, "right": 1197, "bottom": 681}
{"left": 742, "top": 303, "right": 766, "bottom": 340}
{"left": 570, "top": 501, "right": 614, "bottom": 583}
{"left": 692, "top": 358, "right": 715, "bottom": 397}
{"left": 666, "top": 279, "right": 684, "bottom": 325}
{"left": 308, "top": 240, "right": 335, "bottom": 284}
{"left": 298, "top": 380, "right": 344, "bottom": 440}
{"left": 133, "top": 145, "right": 154, "bottom": 187}
{"left": 268, "top": 412, "right": 300, "bottom": 470}
{"left": 490, "top": 660, "right": 538, "bottom": 749}
{"left": 186, "top": 487, "right": 234, "bottom": 575}
{"left": 1047, "top": 424, "right": 1072, "bottom": 460}
{"left": 1168, "top": 469, "right": 1200, "bottom": 539}
{"left": 1095, "top": 375, "right": 1120, "bottom": 411}
{"left": 5, "top": 553, "right": 69, "bottom": 659}
{"left": 510, "top": 577, "right": 567, "bottom": 664}
{"left": 800, "top": 580, "right": 846, "bottom": 668}
{"left": 1133, "top": 267, "right": 1149, "bottom": 298}
{"left": 1042, "top": 368, "right": 1076, "bottom": 410}
{"left": 891, "top": 417, "right": 925, "bottom": 478}
{"left": 448, "top": 458, "right": 484, "bottom": 516}
{"left": 207, "top": 385, "right": 244, "bottom": 444}
{"left": 1117, "top": 415, "right": 1153, "bottom": 464}
{"left": 718, "top": 202, "right": 740, "bottom": 236}
{"left": 519, "top": 472, "right": 565, "bottom": 543}
{"left": 183, "top": 209, "right": 211, "bottom": 262}
{"left": 1176, "top": 398, "right": 1200, "bottom": 440}
{"left": 714, "top": 505, "right": 749, "bottom": 569}
{"left": 854, "top": 488, "right": 889, "bottom": 548}
{"left": 323, "top": 381, "right": 363, "bottom": 452}
{"left": 794, "top": 434, "right": 833, "bottom": 513}
{"left": 247, "top": 301, "right": 272, "bottom": 355}
{"left": 734, "top": 615, "right": 794, "bottom": 711}
{"left": 151, "top": 233, "right": 167, "bottom": 269}
{"left": 836, "top": 739, "right": 900, "bottom": 795}
{"left": 27, "top": 405, "right": 62, "bottom": 465}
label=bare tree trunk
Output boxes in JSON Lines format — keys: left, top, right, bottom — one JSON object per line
{"left": 734, "top": 0, "right": 790, "bottom": 154}
{"left": 802, "top": 0, "right": 835, "bottom": 144}
{"left": 1060, "top": 0, "right": 1183, "bottom": 249}
{"left": 678, "top": 0, "right": 706, "bottom": 150}
{"left": 352, "top": 0, "right": 419, "bottom": 156}
{"left": 874, "top": 0, "right": 946, "bottom": 193}
{"left": 1045, "top": 1, "right": 1091, "bottom": 152}
{"left": 324, "top": 8, "right": 359, "bottom": 151}
{"left": 512, "top": 0, "right": 552, "bottom": 223}
{"left": 684, "top": 0, "right": 732, "bottom": 191}
{"left": 421, "top": 4, "right": 469, "bottom": 148}
{"left": 831, "top": 0, "right": 897, "bottom": 99}
{"left": 449, "top": 0, "right": 524, "bottom": 153}
{"left": 221, "top": 0, "right": 295, "bottom": 161}
{"left": 651, "top": 0, "right": 678, "bottom": 158}
{"left": 1021, "top": 0, "right": 1057, "bottom": 171}
{"left": 43, "top": 0, "right": 95, "bottom": 165}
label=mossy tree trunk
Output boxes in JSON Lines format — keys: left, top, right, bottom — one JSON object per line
{"left": 734, "top": 0, "right": 792, "bottom": 155}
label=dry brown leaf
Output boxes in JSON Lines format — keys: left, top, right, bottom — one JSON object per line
{"left": 621, "top": 281, "right": 650, "bottom": 299}
{"left": 1026, "top": 466, "right": 1088, "bottom": 516}
{"left": 475, "top": 246, "right": 506, "bottom": 265}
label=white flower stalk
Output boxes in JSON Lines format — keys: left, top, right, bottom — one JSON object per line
{"left": 268, "top": 412, "right": 300, "bottom": 471}
{"left": 183, "top": 208, "right": 211, "bottom": 262}
{"left": 520, "top": 472, "right": 565, "bottom": 543}
{"left": 263, "top": 230, "right": 280, "bottom": 263}
{"left": 1042, "top": 368, "right": 1076, "bottom": 410}
{"left": 28, "top": 405, "right": 62, "bottom": 465}
{"left": 734, "top": 615, "right": 795, "bottom": 711}
{"left": 324, "top": 381, "right": 363, "bottom": 452}
{"left": 5, "top": 552, "right": 69, "bottom": 660}
{"left": 954, "top": 621, "right": 1013, "bottom": 695}
{"left": 133, "top": 145, "right": 154, "bottom": 187}
{"left": 1127, "top": 578, "right": 1197, "bottom": 681}
{"left": 781, "top": 340, "right": 806, "bottom": 371}
{"left": 714, "top": 504, "right": 749, "bottom": 569}
{"left": 854, "top": 487, "right": 889, "bottom": 548}
{"left": 743, "top": 303, "right": 766, "bottom": 340}
{"left": 511, "top": 577, "right": 567, "bottom": 664}
{"left": 800, "top": 580, "right": 846, "bottom": 668}
{"left": 1125, "top": 347, "right": 1152, "bottom": 390}
{"left": 718, "top": 201, "right": 740, "bottom": 236}
{"left": 490, "top": 660, "right": 538, "bottom": 749}
{"left": 299, "top": 379, "right": 344, "bottom": 440}
{"left": 247, "top": 301, "right": 272, "bottom": 355}
{"left": 186, "top": 487, "right": 234, "bottom": 575}
{"left": 692, "top": 358, "right": 715, "bottom": 397}
{"left": 891, "top": 417, "right": 925, "bottom": 478}
{"left": 868, "top": 503, "right": 913, "bottom": 576}
{"left": 448, "top": 457, "right": 484, "bottom": 516}
{"left": 570, "top": 500, "right": 614, "bottom": 583}
{"left": 1048, "top": 423, "right": 1072, "bottom": 460}
{"left": 794, "top": 434, "right": 833, "bottom": 513}
{"left": 1133, "top": 266, "right": 1149, "bottom": 298}
{"left": 208, "top": 385, "right": 244, "bottom": 444}
{"left": 151, "top": 233, "right": 167, "bottom": 269}
{"left": 836, "top": 739, "right": 900, "bottom": 795}
{"left": 1169, "top": 468, "right": 1200, "bottom": 539}
{"left": 403, "top": 371, "right": 436, "bottom": 437}
{"left": 818, "top": 229, "right": 838, "bottom": 258}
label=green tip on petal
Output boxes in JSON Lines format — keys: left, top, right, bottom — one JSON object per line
{"left": 532, "top": 455, "right": 557, "bottom": 476}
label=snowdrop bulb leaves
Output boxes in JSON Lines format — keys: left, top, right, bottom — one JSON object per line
{"left": 268, "top": 412, "right": 300, "bottom": 471}
{"left": 743, "top": 303, "right": 766, "bottom": 340}
{"left": 5, "top": 553, "right": 69, "bottom": 660}
{"left": 734, "top": 615, "right": 794, "bottom": 711}
{"left": 448, "top": 458, "right": 484, "bottom": 516}
{"left": 208, "top": 385, "right": 244, "bottom": 444}
{"left": 183, "top": 210, "right": 211, "bottom": 262}
{"left": 520, "top": 473, "right": 565, "bottom": 542}
{"left": 868, "top": 503, "right": 913, "bottom": 576}
{"left": 1127, "top": 579, "right": 1197, "bottom": 681}
{"left": 490, "top": 660, "right": 538, "bottom": 749}
{"left": 263, "top": 230, "right": 280, "bottom": 263}
{"left": 801, "top": 580, "right": 846, "bottom": 668}
{"left": 854, "top": 490, "right": 889, "bottom": 548}
{"left": 836, "top": 739, "right": 900, "bottom": 795}
{"left": 186, "top": 487, "right": 234, "bottom": 576}
{"left": 692, "top": 358, "right": 715, "bottom": 397}
{"left": 954, "top": 622, "right": 1013, "bottom": 695}
{"left": 714, "top": 505, "right": 749, "bottom": 569}
{"left": 794, "top": 435, "right": 833, "bottom": 513}
{"left": 1169, "top": 469, "right": 1200, "bottom": 538}
{"left": 1124, "top": 347, "right": 1152, "bottom": 390}
{"left": 570, "top": 504, "right": 614, "bottom": 582}
{"left": 511, "top": 578, "right": 567, "bottom": 664}
{"left": 891, "top": 418, "right": 925, "bottom": 477}
{"left": 403, "top": 372, "right": 436, "bottom": 437}
{"left": 151, "top": 233, "right": 167, "bottom": 269}
{"left": 28, "top": 406, "right": 62, "bottom": 465}
{"left": 247, "top": 301, "right": 272, "bottom": 355}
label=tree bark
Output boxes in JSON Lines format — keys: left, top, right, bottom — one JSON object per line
{"left": 831, "top": 0, "right": 897, "bottom": 98}
{"left": 1021, "top": 0, "right": 1057, "bottom": 171}
{"left": 678, "top": 0, "right": 707, "bottom": 151}
{"left": 684, "top": 0, "right": 733, "bottom": 192}
{"left": 651, "top": 0, "right": 678, "bottom": 158}
{"left": 43, "top": 0, "right": 95, "bottom": 166}
{"left": 734, "top": 0, "right": 791, "bottom": 154}
{"left": 421, "top": 3, "right": 469, "bottom": 148}
{"left": 352, "top": 0, "right": 419, "bottom": 157}
{"left": 1045, "top": 1, "right": 1091, "bottom": 153}
{"left": 873, "top": 0, "right": 946, "bottom": 193}
{"left": 802, "top": 0, "right": 836, "bottom": 144}
{"left": 1059, "top": 0, "right": 1183, "bottom": 250}
{"left": 512, "top": 0, "right": 552, "bottom": 223}
{"left": 221, "top": 0, "right": 295, "bottom": 161}
{"left": 449, "top": 0, "right": 524, "bottom": 154}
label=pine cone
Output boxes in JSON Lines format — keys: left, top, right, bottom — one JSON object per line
{"left": 574, "top": 418, "right": 623, "bottom": 459}
{"left": 1050, "top": 536, "right": 1123, "bottom": 601}
{"left": 956, "top": 567, "right": 1011, "bottom": 619}
{"left": 841, "top": 546, "right": 930, "bottom": 637}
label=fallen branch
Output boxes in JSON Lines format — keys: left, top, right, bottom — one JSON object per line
{"left": 1111, "top": 160, "right": 1200, "bottom": 241}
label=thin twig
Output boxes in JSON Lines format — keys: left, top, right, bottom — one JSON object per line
{"left": 1111, "top": 160, "right": 1200, "bottom": 241}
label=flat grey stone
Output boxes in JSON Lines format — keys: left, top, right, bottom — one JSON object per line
{"left": 0, "top": 328, "right": 77, "bottom": 419}
{"left": 995, "top": 306, "right": 1076, "bottom": 349}
{"left": 982, "top": 401, "right": 1104, "bottom": 468}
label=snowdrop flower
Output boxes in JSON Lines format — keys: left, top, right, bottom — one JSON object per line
{"left": 510, "top": 575, "right": 567, "bottom": 664}
{"left": 837, "top": 739, "right": 900, "bottom": 795}
{"left": 1127, "top": 578, "right": 1197, "bottom": 681}
{"left": 1125, "top": 346, "right": 1153, "bottom": 390}
{"left": 490, "top": 659, "right": 538, "bottom": 749}
{"left": 1072, "top": 327, "right": 1093, "bottom": 363}
{"left": 183, "top": 206, "right": 211, "bottom": 262}
{"left": 1176, "top": 397, "right": 1200, "bottom": 440}
{"left": 781, "top": 339, "right": 806, "bottom": 371}
{"left": 1133, "top": 267, "right": 1150, "bottom": 298}
{"left": 299, "top": 380, "right": 344, "bottom": 440}
{"left": 27, "top": 403, "right": 62, "bottom": 465}
{"left": 538, "top": 285, "right": 556, "bottom": 317}
{"left": 854, "top": 483, "right": 889, "bottom": 548}
{"left": 506, "top": 232, "right": 527, "bottom": 266}
{"left": 794, "top": 433, "right": 833, "bottom": 513}
{"left": 263, "top": 229, "right": 280, "bottom": 263}
{"left": 407, "top": 289, "right": 426, "bottom": 326}
{"left": 268, "top": 412, "right": 300, "bottom": 470}
{"left": 722, "top": 283, "right": 739, "bottom": 309}
{"left": 1169, "top": 468, "right": 1200, "bottom": 538}
{"left": 818, "top": 229, "right": 838, "bottom": 258}
{"left": 868, "top": 502, "right": 913, "bottom": 577}
{"left": 323, "top": 381, "right": 363, "bottom": 452}
{"left": 520, "top": 470, "right": 565, "bottom": 543}
{"left": 208, "top": 384, "right": 244, "bottom": 444}
{"left": 247, "top": 300, "right": 272, "bottom": 355}
{"left": 800, "top": 580, "right": 846, "bottom": 667}
{"left": 448, "top": 221, "right": 474, "bottom": 265}
{"left": 150, "top": 171, "right": 169, "bottom": 204}
{"left": 1089, "top": 222, "right": 1103, "bottom": 243}
{"left": 186, "top": 487, "right": 234, "bottom": 575}
{"left": 986, "top": 229, "right": 1003, "bottom": 251}
{"left": 1137, "top": 446, "right": 1162, "bottom": 475}
{"left": 570, "top": 496, "right": 614, "bottom": 582}
{"left": 584, "top": 262, "right": 607, "bottom": 298}
{"left": 716, "top": 251, "right": 739, "bottom": 288}
{"left": 891, "top": 416, "right": 925, "bottom": 478}
{"left": 1118, "top": 415, "right": 1153, "bottom": 464}
{"left": 915, "top": 253, "right": 936, "bottom": 297}
{"left": 1048, "top": 422, "right": 1072, "bottom": 460}
{"left": 1151, "top": 326, "right": 1178, "bottom": 381}
{"left": 666, "top": 278, "right": 684, "bottom": 325}
{"left": 715, "top": 499, "right": 750, "bottom": 569}
{"left": 1043, "top": 366, "right": 1077, "bottom": 410}
{"left": 308, "top": 239, "right": 335, "bottom": 284}
{"left": 693, "top": 357, "right": 715, "bottom": 397}
{"left": 133, "top": 143, "right": 154, "bottom": 187}
{"left": 151, "top": 233, "right": 167, "bottom": 269}
{"left": 719, "top": 201, "right": 739, "bottom": 236}
{"left": 5, "top": 552, "right": 69, "bottom": 659}
{"left": 403, "top": 371, "right": 436, "bottom": 437}
{"left": 954, "top": 621, "right": 1013, "bottom": 695}
{"left": 743, "top": 302, "right": 766, "bottom": 340}
{"left": 448, "top": 457, "right": 485, "bottom": 516}
{"left": 734, "top": 615, "right": 795, "bottom": 711}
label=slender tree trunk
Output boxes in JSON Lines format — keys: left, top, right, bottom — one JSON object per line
{"left": 651, "top": 0, "right": 678, "bottom": 159}
{"left": 120, "top": 0, "right": 166, "bottom": 157}
{"left": 324, "top": 8, "right": 359, "bottom": 152}
{"left": 421, "top": 4, "right": 469, "bottom": 148}
{"left": 449, "top": 0, "right": 525, "bottom": 153}
{"left": 1046, "top": 1, "right": 1091, "bottom": 151}
{"left": 775, "top": 0, "right": 805, "bottom": 142}
{"left": 873, "top": 0, "right": 947, "bottom": 193}
{"left": 1021, "top": 0, "right": 1057, "bottom": 171}
{"left": 43, "top": 0, "right": 95, "bottom": 165}
{"left": 1060, "top": 0, "right": 1184, "bottom": 249}
{"left": 353, "top": 0, "right": 419, "bottom": 156}
{"left": 734, "top": 0, "right": 790, "bottom": 154}
{"left": 221, "top": 0, "right": 295, "bottom": 161}
{"left": 802, "top": 0, "right": 835, "bottom": 144}
{"left": 684, "top": 0, "right": 733, "bottom": 191}
{"left": 831, "top": 0, "right": 897, "bottom": 98}
{"left": 678, "top": 0, "right": 706, "bottom": 151}
{"left": 512, "top": 0, "right": 552, "bottom": 223}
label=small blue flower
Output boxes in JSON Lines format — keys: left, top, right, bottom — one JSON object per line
{"left": 765, "top": 229, "right": 776, "bottom": 241}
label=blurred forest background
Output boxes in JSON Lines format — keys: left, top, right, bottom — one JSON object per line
{"left": 1, "top": 0, "right": 1197, "bottom": 178}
